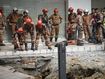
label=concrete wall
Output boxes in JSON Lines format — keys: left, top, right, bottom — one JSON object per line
{"left": 0, "top": 0, "right": 65, "bottom": 23}
{"left": 92, "top": 0, "right": 105, "bottom": 9}
{"left": 0, "top": 0, "right": 93, "bottom": 42}
{"left": 68, "top": 0, "right": 91, "bottom": 13}
{"left": 0, "top": 0, "right": 66, "bottom": 42}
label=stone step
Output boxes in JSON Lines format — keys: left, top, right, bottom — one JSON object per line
{"left": 66, "top": 43, "right": 105, "bottom": 52}
{"left": 0, "top": 42, "right": 104, "bottom": 59}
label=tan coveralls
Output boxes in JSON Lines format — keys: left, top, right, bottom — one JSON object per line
{"left": 7, "top": 12, "right": 19, "bottom": 34}
{"left": 35, "top": 24, "right": 51, "bottom": 50}
{"left": 67, "top": 13, "right": 77, "bottom": 40}
{"left": 49, "top": 14, "right": 62, "bottom": 42}
{"left": 0, "top": 14, "right": 5, "bottom": 45}
{"left": 82, "top": 15, "right": 92, "bottom": 41}
{"left": 23, "top": 16, "right": 35, "bottom": 50}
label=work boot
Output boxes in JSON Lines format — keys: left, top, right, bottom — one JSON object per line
{"left": 77, "top": 40, "right": 84, "bottom": 46}
{"left": 14, "top": 46, "right": 17, "bottom": 50}
{"left": 19, "top": 48, "right": 24, "bottom": 51}
{"left": 31, "top": 43, "right": 35, "bottom": 51}
{"left": 55, "top": 37, "right": 58, "bottom": 42}
{"left": 14, "top": 45, "right": 20, "bottom": 51}
{"left": 97, "top": 40, "right": 102, "bottom": 44}
{"left": 35, "top": 46, "right": 38, "bottom": 50}
{"left": 0, "top": 43, "right": 5, "bottom": 46}
{"left": 17, "top": 48, "right": 23, "bottom": 51}
{"left": 48, "top": 47, "right": 52, "bottom": 50}
{"left": 91, "top": 38, "right": 97, "bottom": 44}
{"left": 25, "top": 43, "right": 28, "bottom": 51}
{"left": 41, "top": 36, "right": 44, "bottom": 42}
{"left": 88, "top": 37, "right": 93, "bottom": 43}
{"left": 50, "top": 37, "right": 53, "bottom": 42}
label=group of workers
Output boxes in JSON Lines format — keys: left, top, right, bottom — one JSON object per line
{"left": 0, "top": 7, "right": 105, "bottom": 51}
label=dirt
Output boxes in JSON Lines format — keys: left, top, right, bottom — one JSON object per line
{"left": 0, "top": 51, "right": 105, "bottom": 79}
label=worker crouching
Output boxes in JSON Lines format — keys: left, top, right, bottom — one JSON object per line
{"left": 35, "top": 20, "right": 52, "bottom": 50}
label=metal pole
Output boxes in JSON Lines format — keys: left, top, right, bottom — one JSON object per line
{"left": 57, "top": 42, "right": 67, "bottom": 79}
{"left": 104, "top": 41, "right": 105, "bottom": 50}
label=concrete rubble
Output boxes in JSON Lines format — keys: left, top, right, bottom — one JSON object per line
{"left": 44, "top": 51, "right": 105, "bottom": 79}
{"left": 0, "top": 41, "right": 105, "bottom": 79}
{"left": 1, "top": 51, "right": 105, "bottom": 79}
{"left": 0, "top": 66, "right": 34, "bottom": 79}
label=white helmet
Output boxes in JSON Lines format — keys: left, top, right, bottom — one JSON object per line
{"left": 23, "top": 10, "right": 29, "bottom": 15}
{"left": 13, "top": 7, "right": 18, "bottom": 11}
{"left": 25, "top": 10, "right": 29, "bottom": 13}
{"left": 84, "top": 9, "right": 89, "bottom": 13}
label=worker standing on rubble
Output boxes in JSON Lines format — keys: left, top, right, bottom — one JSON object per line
{"left": 82, "top": 9, "right": 92, "bottom": 42}
{"left": 0, "top": 9, "right": 6, "bottom": 46}
{"left": 67, "top": 7, "right": 77, "bottom": 45}
{"left": 7, "top": 8, "right": 20, "bottom": 37}
{"left": 49, "top": 8, "right": 62, "bottom": 42}
{"left": 22, "top": 10, "right": 35, "bottom": 50}
{"left": 76, "top": 8, "right": 84, "bottom": 45}
{"left": 35, "top": 20, "right": 52, "bottom": 50}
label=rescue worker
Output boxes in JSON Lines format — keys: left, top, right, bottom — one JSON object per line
{"left": 91, "top": 9, "right": 103, "bottom": 44}
{"left": 12, "top": 10, "right": 25, "bottom": 50}
{"left": 16, "top": 10, "right": 24, "bottom": 29}
{"left": 12, "top": 27, "right": 25, "bottom": 51}
{"left": 49, "top": 8, "right": 62, "bottom": 42}
{"left": 22, "top": 10, "right": 35, "bottom": 50}
{"left": 0, "top": 10, "right": 6, "bottom": 46}
{"left": 67, "top": 7, "right": 77, "bottom": 41}
{"left": 35, "top": 20, "right": 52, "bottom": 50}
{"left": 102, "top": 10, "right": 105, "bottom": 38}
{"left": 7, "top": 8, "right": 20, "bottom": 36}
{"left": 82, "top": 9, "right": 92, "bottom": 42}
{"left": 91, "top": 8, "right": 96, "bottom": 15}
{"left": 76, "top": 8, "right": 84, "bottom": 45}
{"left": 38, "top": 8, "right": 49, "bottom": 42}
{"left": 38, "top": 8, "right": 49, "bottom": 30}
{"left": 97, "top": 10, "right": 103, "bottom": 43}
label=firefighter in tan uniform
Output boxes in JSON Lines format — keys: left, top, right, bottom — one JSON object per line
{"left": 82, "top": 9, "right": 92, "bottom": 42}
{"left": 12, "top": 10, "right": 25, "bottom": 50}
{"left": 0, "top": 11, "right": 6, "bottom": 46}
{"left": 96, "top": 11, "right": 103, "bottom": 44}
{"left": 49, "top": 8, "right": 62, "bottom": 42}
{"left": 22, "top": 10, "right": 35, "bottom": 50}
{"left": 12, "top": 27, "right": 25, "bottom": 51}
{"left": 38, "top": 8, "right": 49, "bottom": 30}
{"left": 91, "top": 9, "right": 103, "bottom": 44}
{"left": 76, "top": 9, "right": 84, "bottom": 45}
{"left": 35, "top": 20, "right": 52, "bottom": 50}
{"left": 67, "top": 7, "right": 77, "bottom": 41}
{"left": 38, "top": 8, "right": 49, "bottom": 42}
{"left": 7, "top": 8, "right": 20, "bottom": 36}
